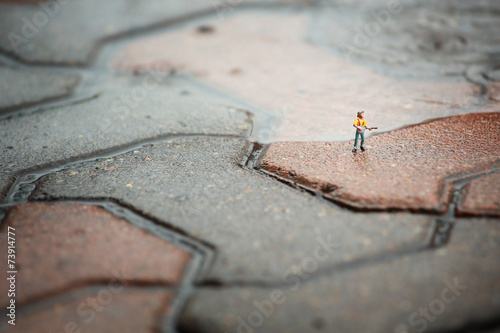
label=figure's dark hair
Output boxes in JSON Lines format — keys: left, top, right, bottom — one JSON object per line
{"left": 357, "top": 111, "right": 364, "bottom": 117}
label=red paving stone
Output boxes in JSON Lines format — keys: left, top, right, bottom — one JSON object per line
{"left": 8, "top": 289, "right": 171, "bottom": 333}
{"left": 457, "top": 173, "right": 500, "bottom": 217}
{"left": 112, "top": 11, "right": 500, "bottom": 142}
{"left": 0, "top": 202, "right": 191, "bottom": 306}
{"left": 258, "top": 113, "right": 500, "bottom": 212}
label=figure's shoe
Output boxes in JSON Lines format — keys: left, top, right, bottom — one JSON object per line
{"left": 360, "top": 146, "right": 365, "bottom": 152}
{"left": 352, "top": 148, "right": 357, "bottom": 152}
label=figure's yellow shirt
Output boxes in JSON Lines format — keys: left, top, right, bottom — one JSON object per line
{"left": 354, "top": 118, "right": 367, "bottom": 127}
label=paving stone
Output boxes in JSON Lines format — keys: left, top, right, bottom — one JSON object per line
{"left": 0, "top": 0, "right": 306, "bottom": 65}
{"left": 309, "top": 0, "right": 500, "bottom": 77}
{"left": 0, "top": 202, "right": 190, "bottom": 306}
{"left": 258, "top": 113, "right": 500, "bottom": 213}
{"left": 0, "top": 67, "right": 78, "bottom": 114}
{"left": 0, "top": 75, "right": 251, "bottom": 199}
{"left": 178, "top": 218, "right": 500, "bottom": 333}
{"left": 31, "top": 137, "right": 434, "bottom": 284}
{"left": 457, "top": 173, "right": 500, "bottom": 217}
{"left": 112, "top": 10, "right": 499, "bottom": 143}
{"left": 1, "top": 288, "right": 171, "bottom": 333}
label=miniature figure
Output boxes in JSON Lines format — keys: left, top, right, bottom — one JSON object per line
{"left": 352, "top": 111, "right": 377, "bottom": 152}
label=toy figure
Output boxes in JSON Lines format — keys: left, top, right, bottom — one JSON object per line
{"left": 352, "top": 111, "right": 377, "bottom": 152}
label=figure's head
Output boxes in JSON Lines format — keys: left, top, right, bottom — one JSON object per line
{"left": 357, "top": 111, "right": 365, "bottom": 118}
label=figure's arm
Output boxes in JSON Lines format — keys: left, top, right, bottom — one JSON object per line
{"left": 353, "top": 124, "right": 361, "bottom": 130}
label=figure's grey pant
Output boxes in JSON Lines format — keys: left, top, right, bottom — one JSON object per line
{"left": 354, "top": 131, "right": 364, "bottom": 148}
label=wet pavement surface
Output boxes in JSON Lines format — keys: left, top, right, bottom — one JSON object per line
{"left": 0, "top": 1, "right": 499, "bottom": 333}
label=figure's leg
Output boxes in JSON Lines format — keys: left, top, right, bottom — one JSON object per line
{"left": 360, "top": 132, "right": 365, "bottom": 148}
{"left": 354, "top": 132, "right": 359, "bottom": 148}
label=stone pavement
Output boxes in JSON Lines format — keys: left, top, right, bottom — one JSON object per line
{"left": 113, "top": 5, "right": 500, "bottom": 142}
{"left": 0, "top": 1, "right": 499, "bottom": 333}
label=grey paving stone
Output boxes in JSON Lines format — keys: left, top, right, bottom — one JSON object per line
{"left": 31, "top": 136, "right": 434, "bottom": 283}
{"left": 0, "top": 67, "right": 78, "bottom": 114}
{"left": 178, "top": 218, "right": 500, "bottom": 333}
{"left": 0, "top": 0, "right": 308, "bottom": 65}
{"left": 0, "top": 75, "right": 251, "bottom": 199}
{"left": 308, "top": 0, "right": 500, "bottom": 77}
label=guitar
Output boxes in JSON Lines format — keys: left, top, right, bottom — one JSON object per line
{"left": 356, "top": 126, "right": 378, "bottom": 134}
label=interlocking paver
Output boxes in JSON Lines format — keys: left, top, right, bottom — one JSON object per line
{"left": 0, "top": 75, "right": 251, "bottom": 199}
{"left": 112, "top": 10, "right": 499, "bottom": 143}
{"left": 0, "top": 0, "right": 307, "bottom": 65}
{"left": 258, "top": 113, "right": 500, "bottom": 213}
{"left": 0, "top": 67, "right": 78, "bottom": 114}
{"left": 457, "top": 173, "right": 500, "bottom": 217}
{"left": 178, "top": 218, "right": 500, "bottom": 333}
{"left": 309, "top": 0, "right": 500, "bottom": 78}
{"left": 31, "top": 137, "right": 434, "bottom": 283}
{"left": 0, "top": 202, "right": 190, "bottom": 306}
{"left": 2, "top": 288, "right": 171, "bottom": 333}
